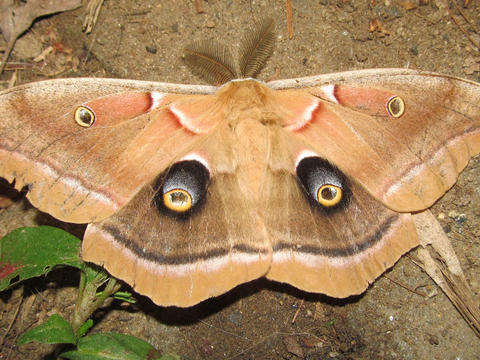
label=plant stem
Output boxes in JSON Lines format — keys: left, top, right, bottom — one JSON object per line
{"left": 71, "top": 268, "right": 121, "bottom": 335}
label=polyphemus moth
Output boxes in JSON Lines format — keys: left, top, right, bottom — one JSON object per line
{"left": 0, "top": 20, "right": 479, "bottom": 307}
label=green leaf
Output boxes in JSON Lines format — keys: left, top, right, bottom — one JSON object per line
{"left": 61, "top": 332, "right": 166, "bottom": 360}
{"left": 0, "top": 226, "right": 82, "bottom": 291}
{"left": 84, "top": 263, "right": 109, "bottom": 284}
{"left": 18, "top": 314, "right": 76, "bottom": 345}
{"left": 112, "top": 291, "right": 136, "bottom": 304}
{"left": 324, "top": 319, "right": 336, "bottom": 327}
{"left": 77, "top": 319, "right": 94, "bottom": 338}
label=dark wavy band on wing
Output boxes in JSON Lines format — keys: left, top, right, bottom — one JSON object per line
{"left": 101, "top": 223, "right": 270, "bottom": 265}
{"left": 272, "top": 214, "right": 398, "bottom": 258}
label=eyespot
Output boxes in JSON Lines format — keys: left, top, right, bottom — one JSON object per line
{"left": 296, "top": 156, "right": 348, "bottom": 210}
{"left": 317, "top": 184, "right": 342, "bottom": 207}
{"left": 386, "top": 96, "right": 405, "bottom": 118}
{"left": 154, "top": 160, "right": 210, "bottom": 216}
{"left": 75, "top": 106, "right": 96, "bottom": 127}
{"left": 163, "top": 189, "right": 192, "bottom": 212}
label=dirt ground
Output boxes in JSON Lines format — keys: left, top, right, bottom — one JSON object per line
{"left": 1, "top": 1, "right": 479, "bottom": 359}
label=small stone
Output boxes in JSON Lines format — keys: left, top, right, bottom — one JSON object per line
{"left": 454, "top": 213, "right": 467, "bottom": 225}
{"left": 145, "top": 46, "right": 157, "bottom": 54}
{"left": 198, "top": 339, "right": 214, "bottom": 357}
{"left": 228, "top": 311, "right": 243, "bottom": 325}
{"left": 355, "top": 51, "right": 369, "bottom": 62}
{"left": 447, "top": 210, "right": 467, "bottom": 225}
{"left": 409, "top": 46, "right": 418, "bottom": 56}
{"left": 448, "top": 210, "right": 459, "bottom": 218}
{"left": 428, "top": 334, "right": 440, "bottom": 345}
{"left": 442, "top": 223, "right": 452, "bottom": 233}
{"left": 205, "top": 20, "right": 216, "bottom": 28}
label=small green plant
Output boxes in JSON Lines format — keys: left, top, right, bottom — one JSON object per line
{"left": 0, "top": 226, "right": 180, "bottom": 360}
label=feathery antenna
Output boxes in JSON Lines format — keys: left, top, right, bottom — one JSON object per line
{"left": 183, "top": 18, "right": 275, "bottom": 85}
{"left": 239, "top": 18, "right": 276, "bottom": 79}
{"left": 184, "top": 40, "right": 237, "bottom": 85}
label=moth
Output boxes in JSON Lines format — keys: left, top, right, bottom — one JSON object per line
{"left": 0, "top": 19, "right": 479, "bottom": 307}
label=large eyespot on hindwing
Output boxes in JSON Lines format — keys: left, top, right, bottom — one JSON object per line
{"left": 154, "top": 160, "right": 210, "bottom": 218}
{"left": 296, "top": 156, "right": 349, "bottom": 211}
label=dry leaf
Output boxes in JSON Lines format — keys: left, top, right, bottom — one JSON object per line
{"left": 0, "top": 0, "right": 81, "bottom": 73}
{"left": 413, "top": 210, "right": 480, "bottom": 337}
{"left": 369, "top": 18, "right": 389, "bottom": 34}
{"left": 463, "top": 55, "right": 480, "bottom": 75}
{"left": 399, "top": 1, "right": 418, "bottom": 10}
{"left": 283, "top": 336, "right": 304, "bottom": 357}
{"left": 0, "top": 0, "right": 81, "bottom": 43}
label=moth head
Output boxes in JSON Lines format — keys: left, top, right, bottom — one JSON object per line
{"left": 154, "top": 160, "right": 210, "bottom": 217}
{"left": 296, "top": 155, "right": 349, "bottom": 210}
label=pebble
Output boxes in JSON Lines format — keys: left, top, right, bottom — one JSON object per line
{"left": 228, "top": 311, "right": 243, "bottom": 325}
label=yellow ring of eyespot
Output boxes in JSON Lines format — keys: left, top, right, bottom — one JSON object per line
{"left": 74, "top": 106, "right": 96, "bottom": 128}
{"left": 317, "top": 184, "right": 342, "bottom": 207}
{"left": 386, "top": 96, "right": 405, "bottom": 118}
{"left": 163, "top": 189, "right": 193, "bottom": 212}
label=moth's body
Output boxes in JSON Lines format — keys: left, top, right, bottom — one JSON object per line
{"left": 205, "top": 80, "right": 275, "bottom": 199}
{"left": 1, "top": 69, "right": 479, "bottom": 306}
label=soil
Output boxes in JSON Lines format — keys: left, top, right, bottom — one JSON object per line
{"left": 1, "top": 1, "right": 479, "bottom": 359}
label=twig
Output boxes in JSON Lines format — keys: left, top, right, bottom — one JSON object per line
{"left": 383, "top": 274, "right": 428, "bottom": 297}
{"left": 291, "top": 299, "right": 304, "bottom": 323}
{"left": 0, "top": 39, "right": 17, "bottom": 75}
{"left": 418, "top": 247, "right": 480, "bottom": 337}
{"left": 313, "top": 302, "right": 322, "bottom": 321}
{"left": 8, "top": 70, "right": 17, "bottom": 88}
{"left": 444, "top": 0, "right": 479, "bottom": 50}
{"left": 0, "top": 289, "right": 23, "bottom": 347}
{"left": 83, "top": 0, "right": 105, "bottom": 34}
{"left": 195, "top": 0, "right": 204, "bottom": 13}
{"left": 286, "top": 0, "right": 293, "bottom": 39}
{"left": 449, "top": 0, "right": 478, "bottom": 33}
{"left": 413, "top": 12, "right": 438, "bottom": 25}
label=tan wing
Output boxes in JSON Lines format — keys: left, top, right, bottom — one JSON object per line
{"left": 263, "top": 127, "right": 418, "bottom": 297}
{"left": 0, "top": 78, "right": 216, "bottom": 223}
{"left": 271, "top": 69, "right": 480, "bottom": 212}
{"left": 82, "top": 122, "right": 272, "bottom": 307}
